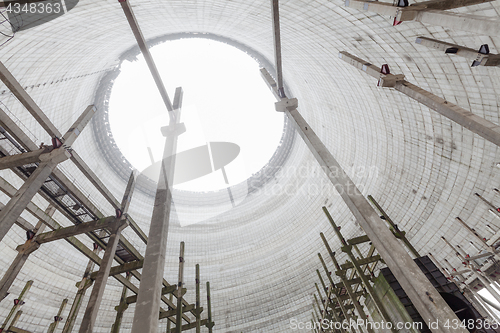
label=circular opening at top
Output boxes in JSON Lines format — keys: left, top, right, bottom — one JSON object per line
{"left": 109, "top": 38, "right": 284, "bottom": 192}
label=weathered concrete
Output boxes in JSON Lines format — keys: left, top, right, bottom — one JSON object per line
{"left": 339, "top": 52, "right": 500, "bottom": 148}
{"left": 0, "top": 148, "right": 70, "bottom": 243}
{"left": 0, "top": 205, "right": 55, "bottom": 301}
{"left": 47, "top": 299, "right": 68, "bottom": 333}
{"left": 415, "top": 37, "right": 500, "bottom": 67}
{"left": 261, "top": 67, "right": 468, "bottom": 333}
{"left": 78, "top": 220, "right": 129, "bottom": 333}
{"left": 0, "top": 146, "right": 53, "bottom": 170}
{"left": 0, "top": 280, "right": 32, "bottom": 331}
{"left": 62, "top": 234, "right": 104, "bottom": 333}
{"left": 111, "top": 274, "right": 131, "bottom": 333}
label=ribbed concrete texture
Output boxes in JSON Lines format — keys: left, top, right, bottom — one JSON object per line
{"left": 0, "top": 0, "right": 500, "bottom": 332}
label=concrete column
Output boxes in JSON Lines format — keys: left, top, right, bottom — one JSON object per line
{"left": 343, "top": 0, "right": 499, "bottom": 35}
{"left": 261, "top": 67, "right": 467, "bottom": 333}
{"left": 415, "top": 37, "right": 500, "bottom": 67}
{"left": 47, "top": 298, "right": 68, "bottom": 333}
{"left": 367, "top": 195, "right": 420, "bottom": 258}
{"left": 0, "top": 148, "right": 70, "bottom": 243}
{"left": 131, "top": 88, "right": 184, "bottom": 333}
{"left": 339, "top": 52, "right": 500, "bottom": 148}
{"left": 111, "top": 274, "right": 132, "bottom": 333}
{"left": 0, "top": 205, "right": 55, "bottom": 301}
{"left": 62, "top": 236, "right": 103, "bottom": 333}
{"left": 78, "top": 220, "right": 129, "bottom": 333}
{"left": 0, "top": 280, "right": 32, "bottom": 331}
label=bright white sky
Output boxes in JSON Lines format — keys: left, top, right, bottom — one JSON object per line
{"left": 109, "top": 38, "right": 284, "bottom": 192}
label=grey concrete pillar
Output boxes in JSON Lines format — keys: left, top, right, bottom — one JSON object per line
{"left": 131, "top": 90, "right": 183, "bottom": 333}
{"left": 62, "top": 236, "right": 103, "bottom": 333}
{"left": 261, "top": 67, "right": 468, "bottom": 333}
{"left": 111, "top": 274, "right": 131, "bottom": 333}
{"left": 0, "top": 280, "right": 32, "bottom": 331}
{"left": 78, "top": 220, "right": 129, "bottom": 333}
{"left": 0, "top": 205, "right": 55, "bottom": 301}
{"left": 47, "top": 298, "right": 68, "bottom": 333}
{"left": 0, "top": 148, "right": 70, "bottom": 243}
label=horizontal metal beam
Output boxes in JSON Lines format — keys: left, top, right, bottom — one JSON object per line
{"left": 33, "top": 216, "right": 117, "bottom": 245}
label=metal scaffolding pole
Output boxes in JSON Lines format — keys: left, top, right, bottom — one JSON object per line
{"left": 206, "top": 282, "right": 214, "bottom": 333}
{"left": 415, "top": 37, "right": 500, "bottom": 67}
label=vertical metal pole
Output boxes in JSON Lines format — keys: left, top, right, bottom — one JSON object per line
{"left": 0, "top": 280, "right": 32, "bottom": 331}
{"left": 206, "top": 281, "right": 213, "bottom": 333}
{"left": 175, "top": 242, "right": 185, "bottom": 333}
{"left": 195, "top": 264, "right": 201, "bottom": 333}
{"left": 79, "top": 172, "right": 134, "bottom": 333}
{"left": 48, "top": 298, "right": 68, "bottom": 333}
